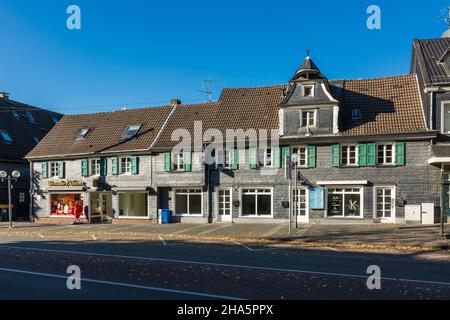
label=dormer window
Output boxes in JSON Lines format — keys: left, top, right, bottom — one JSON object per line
{"left": 352, "top": 108, "right": 362, "bottom": 120}
{"left": 76, "top": 128, "right": 90, "bottom": 139}
{"left": 33, "top": 136, "right": 40, "bottom": 144}
{"left": 301, "top": 110, "right": 316, "bottom": 127}
{"left": 0, "top": 130, "right": 12, "bottom": 142}
{"left": 303, "top": 85, "right": 314, "bottom": 97}
{"left": 121, "top": 124, "right": 142, "bottom": 139}
{"left": 11, "top": 111, "right": 20, "bottom": 119}
{"left": 25, "top": 112, "right": 36, "bottom": 124}
{"left": 52, "top": 117, "right": 59, "bottom": 124}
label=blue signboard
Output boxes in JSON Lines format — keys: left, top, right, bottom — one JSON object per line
{"left": 309, "top": 187, "right": 325, "bottom": 209}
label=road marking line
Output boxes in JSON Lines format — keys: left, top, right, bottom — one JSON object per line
{"left": 0, "top": 266, "right": 244, "bottom": 300}
{"left": 197, "top": 223, "right": 232, "bottom": 235}
{"left": 231, "top": 241, "right": 254, "bottom": 252}
{"left": 0, "top": 245, "right": 449, "bottom": 286}
{"left": 158, "top": 236, "right": 166, "bottom": 246}
{"left": 91, "top": 235, "right": 97, "bottom": 241}
{"left": 38, "top": 234, "right": 45, "bottom": 239}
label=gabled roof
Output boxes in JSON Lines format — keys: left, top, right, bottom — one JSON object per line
{"left": 0, "top": 98, "right": 62, "bottom": 162}
{"left": 26, "top": 105, "right": 173, "bottom": 159}
{"left": 334, "top": 75, "right": 427, "bottom": 136}
{"left": 413, "top": 38, "right": 450, "bottom": 85}
{"left": 152, "top": 102, "right": 220, "bottom": 149}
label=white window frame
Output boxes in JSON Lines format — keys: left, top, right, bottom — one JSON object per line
{"left": 90, "top": 158, "right": 101, "bottom": 176}
{"left": 173, "top": 152, "right": 184, "bottom": 171}
{"left": 239, "top": 187, "right": 273, "bottom": 218}
{"left": 441, "top": 101, "right": 450, "bottom": 134}
{"left": 49, "top": 162, "right": 60, "bottom": 179}
{"left": 325, "top": 187, "right": 363, "bottom": 219}
{"left": 373, "top": 186, "right": 396, "bottom": 222}
{"left": 216, "top": 187, "right": 233, "bottom": 220}
{"left": 258, "top": 148, "right": 272, "bottom": 168}
{"left": 341, "top": 144, "right": 358, "bottom": 166}
{"left": 377, "top": 143, "right": 395, "bottom": 166}
{"left": 303, "top": 85, "right": 314, "bottom": 97}
{"left": 300, "top": 109, "right": 317, "bottom": 128}
{"left": 76, "top": 128, "right": 90, "bottom": 139}
{"left": 292, "top": 146, "right": 308, "bottom": 168}
{"left": 174, "top": 188, "right": 203, "bottom": 216}
{"left": 120, "top": 157, "right": 132, "bottom": 174}
{"left": 293, "top": 187, "right": 309, "bottom": 223}
{"left": 216, "top": 149, "right": 231, "bottom": 169}
{"left": 25, "top": 111, "right": 36, "bottom": 124}
{"left": 352, "top": 108, "right": 362, "bottom": 120}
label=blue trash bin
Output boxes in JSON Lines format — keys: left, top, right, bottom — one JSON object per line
{"left": 161, "top": 209, "right": 171, "bottom": 224}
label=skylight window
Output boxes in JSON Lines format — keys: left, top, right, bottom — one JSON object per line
{"left": 76, "top": 128, "right": 90, "bottom": 139}
{"left": 26, "top": 112, "right": 36, "bottom": 124}
{"left": 33, "top": 136, "right": 40, "bottom": 144}
{"left": 121, "top": 125, "right": 142, "bottom": 139}
{"left": 52, "top": 117, "right": 59, "bottom": 124}
{"left": 11, "top": 111, "right": 20, "bottom": 119}
{"left": 0, "top": 130, "right": 13, "bottom": 142}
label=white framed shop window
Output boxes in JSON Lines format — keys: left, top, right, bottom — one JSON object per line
{"left": 117, "top": 192, "right": 149, "bottom": 219}
{"left": 240, "top": 187, "right": 273, "bottom": 217}
{"left": 326, "top": 187, "right": 363, "bottom": 218}
{"left": 174, "top": 188, "right": 203, "bottom": 216}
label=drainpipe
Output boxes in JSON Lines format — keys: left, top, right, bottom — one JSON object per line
{"left": 29, "top": 160, "right": 33, "bottom": 222}
{"left": 430, "top": 91, "right": 434, "bottom": 131}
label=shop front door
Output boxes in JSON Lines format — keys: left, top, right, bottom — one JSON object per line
{"left": 90, "top": 193, "right": 113, "bottom": 223}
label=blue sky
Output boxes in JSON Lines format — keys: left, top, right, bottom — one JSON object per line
{"left": 0, "top": 0, "right": 449, "bottom": 114}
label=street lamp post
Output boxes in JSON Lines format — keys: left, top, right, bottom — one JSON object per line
{"left": 0, "top": 170, "right": 21, "bottom": 228}
{"left": 291, "top": 153, "right": 299, "bottom": 229}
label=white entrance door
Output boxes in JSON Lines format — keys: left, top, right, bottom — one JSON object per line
{"left": 374, "top": 187, "right": 395, "bottom": 222}
{"left": 293, "top": 188, "right": 309, "bottom": 223}
{"left": 217, "top": 188, "right": 232, "bottom": 222}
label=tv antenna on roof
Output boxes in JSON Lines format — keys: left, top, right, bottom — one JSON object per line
{"left": 196, "top": 79, "right": 223, "bottom": 102}
{"left": 438, "top": 7, "right": 450, "bottom": 37}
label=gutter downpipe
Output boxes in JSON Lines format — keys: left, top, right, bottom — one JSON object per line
{"left": 29, "top": 160, "right": 33, "bottom": 222}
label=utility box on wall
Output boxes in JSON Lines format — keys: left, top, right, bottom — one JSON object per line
{"left": 405, "top": 205, "right": 421, "bottom": 223}
{"left": 421, "top": 203, "right": 435, "bottom": 225}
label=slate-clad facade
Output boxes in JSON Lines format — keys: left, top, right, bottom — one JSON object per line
{"left": 0, "top": 94, "right": 62, "bottom": 221}
{"left": 26, "top": 40, "right": 448, "bottom": 225}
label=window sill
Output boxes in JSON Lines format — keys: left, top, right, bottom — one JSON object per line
{"left": 116, "top": 216, "right": 149, "bottom": 219}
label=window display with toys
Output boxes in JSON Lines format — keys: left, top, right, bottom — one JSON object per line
{"left": 50, "top": 193, "right": 83, "bottom": 216}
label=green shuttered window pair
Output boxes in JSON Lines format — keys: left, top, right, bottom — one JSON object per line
{"left": 163, "top": 152, "right": 191, "bottom": 172}
{"left": 279, "top": 146, "right": 316, "bottom": 168}
{"left": 331, "top": 142, "right": 405, "bottom": 167}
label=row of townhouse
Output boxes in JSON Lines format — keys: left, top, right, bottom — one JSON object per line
{"left": 25, "top": 38, "right": 450, "bottom": 225}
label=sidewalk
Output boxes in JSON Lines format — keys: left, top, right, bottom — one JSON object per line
{"left": 0, "top": 222, "right": 448, "bottom": 254}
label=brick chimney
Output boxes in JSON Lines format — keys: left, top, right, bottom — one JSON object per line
{"left": 171, "top": 99, "right": 182, "bottom": 106}
{"left": 0, "top": 92, "right": 10, "bottom": 100}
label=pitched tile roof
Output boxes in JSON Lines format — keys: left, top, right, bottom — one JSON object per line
{"left": 334, "top": 75, "right": 427, "bottom": 136}
{"left": 152, "top": 102, "right": 220, "bottom": 149}
{"left": 26, "top": 105, "right": 173, "bottom": 159}
{"left": 0, "top": 98, "right": 62, "bottom": 162}
{"left": 413, "top": 38, "right": 450, "bottom": 84}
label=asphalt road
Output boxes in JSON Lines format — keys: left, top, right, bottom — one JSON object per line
{"left": 0, "top": 235, "right": 449, "bottom": 299}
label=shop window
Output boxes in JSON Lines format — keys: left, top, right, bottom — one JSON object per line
{"left": 50, "top": 193, "right": 83, "bottom": 216}
{"left": 120, "top": 157, "right": 131, "bottom": 174}
{"left": 241, "top": 188, "right": 272, "bottom": 216}
{"left": 327, "top": 188, "right": 362, "bottom": 217}
{"left": 90, "top": 159, "right": 101, "bottom": 175}
{"left": 377, "top": 144, "right": 394, "bottom": 165}
{"left": 175, "top": 189, "right": 202, "bottom": 215}
{"left": 118, "top": 193, "right": 147, "bottom": 217}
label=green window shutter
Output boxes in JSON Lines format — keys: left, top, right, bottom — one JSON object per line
{"left": 281, "top": 147, "right": 291, "bottom": 168}
{"left": 230, "top": 149, "right": 239, "bottom": 170}
{"left": 272, "top": 147, "right": 281, "bottom": 168}
{"left": 367, "top": 143, "right": 376, "bottom": 167}
{"left": 307, "top": 145, "right": 316, "bottom": 168}
{"left": 130, "top": 156, "right": 139, "bottom": 175}
{"left": 163, "top": 153, "right": 171, "bottom": 172}
{"left": 81, "top": 159, "right": 88, "bottom": 177}
{"left": 395, "top": 141, "right": 405, "bottom": 166}
{"left": 111, "top": 157, "right": 119, "bottom": 175}
{"left": 249, "top": 148, "right": 258, "bottom": 169}
{"left": 58, "top": 162, "right": 65, "bottom": 179}
{"left": 41, "top": 162, "right": 48, "bottom": 179}
{"left": 183, "top": 152, "right": 192, "bottom": 172}
{"left": 331, "top": 144, "right": 340, "bottom": 167}
{"left": 100, "top": 157, "right": 107, "bottom": 176}
{"left": 358, "top": 144, "right": 367, "bottom": 167}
